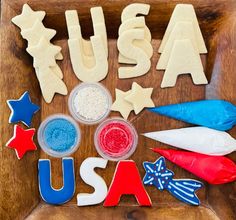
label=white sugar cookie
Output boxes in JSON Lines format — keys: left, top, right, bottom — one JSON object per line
{"left": 65, "top": 7, "right": 107, "bottom": 57}
{"left": 68, "top": 36, "right": 108, "bottom": 82}
{"left": 65, "top": 8, "right": 108, "bottom": 82}
{"left": 35, "top": 67, "right": 68, "bottom": 103}
{"left": 111, "top": 89, "right": 133, "bottom": 119}
{"left": 27, "top": 37, "right": 61, "bottom": 69}
{"left": 118, "top": 29, "right": 151, "bottom": 79}
{"left": 11, "top": 4, "right": 45, "bottom": 30}
{"left": 157, "top": 21, "right": 199, "bottom": 70}
{"left": 125, "top": 82, "right": 154, "bottom": 115}
{"left": 158, "top": 4, "right": 207, "bottom": 53}
{"left": 121, "top": 3, "right": 150, "bottom": 23}
{"left": 161, "top": 39, "right": 208, "bottom": 88}
{"left": 21, "top": 20, "right": 63, "bottom": 61}
{"left": 118, "top": 17, "right": 153, "bottom": 64}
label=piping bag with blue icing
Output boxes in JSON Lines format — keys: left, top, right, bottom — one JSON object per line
{"left": 143, "top": 157, "right": 203, "bottom": 206}
{"left": 152, "top": 148, "right": 236, "bottom": 185}
{"left": 148, "top": 100, "right": 236, "bottom": 131}
{"left": 143, "top": 126, "right": 236, "bottom": 155}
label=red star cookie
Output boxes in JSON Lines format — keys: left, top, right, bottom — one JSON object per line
{"left": 6, "top": 125, "right": 37, "bottom": 159}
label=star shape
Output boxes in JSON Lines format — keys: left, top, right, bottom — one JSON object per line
{"left": 7, "top": 91, "right": 40, "bottom": 127}
{"left": 6, "top": 125, "right": 37, "bottom": 159}
{"left": 143, "top": 157, "right": 174, "bottom": 190}
{"left": 27, "top": 37, "right": 61, "bottom": 68}
{"left": 111, "top": 89, "right": 133, "bottom": 119}
{"left": 21, "top": 20, "right": 56, "bottom": 47}
{"left": 125, "top": 82, "right": 155, "bottom": 114}
{"left": 11, "top": 4, "right": 46, "bottom": 30}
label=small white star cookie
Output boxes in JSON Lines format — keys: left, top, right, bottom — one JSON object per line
{"left": 11, "top": 4, "right": 46, "bottom": 30}
{"left": 27, "top": 37, "right": 61, "bottom": 68}
{"left": 111, "top": 89, "right": 133, "bottom": 119}
{"left": 21, "top": 20, "right": 56, "bottom": 47}
{"left": 125, "top": 82, "right": 154, "bottom": 114}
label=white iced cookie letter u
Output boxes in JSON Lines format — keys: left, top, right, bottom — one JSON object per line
{"left": 77, "top": 157, "right": 108, "bottom": 206}
{"left": 65, "top": 8, "right": 108, "bottom": 82}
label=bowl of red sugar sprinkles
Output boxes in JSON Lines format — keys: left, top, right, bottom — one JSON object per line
{"left": 94, "top": 118, "right": 138, "bottom": 161}
{"left": 68, "top": 83, "right": 112, "bottom": 124}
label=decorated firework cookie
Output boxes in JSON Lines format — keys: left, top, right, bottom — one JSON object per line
{"left": 143, "top": 157, "right": 203, "bottom": 205}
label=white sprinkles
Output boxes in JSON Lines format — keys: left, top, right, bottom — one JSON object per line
{"left": 69, "top": 83, "right": 112, "bottom": 124}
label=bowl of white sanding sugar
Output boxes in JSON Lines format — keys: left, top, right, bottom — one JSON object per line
{"left": 68, "top": 83, "right": 112, "bottom": 125}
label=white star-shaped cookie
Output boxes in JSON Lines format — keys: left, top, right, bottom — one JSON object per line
{"left": 111, "top": 89, "right": 133, "bottom": 119}
{"left": 27, "top": 37, "right": 61, "bottom": 68}
{"left": 21, "top": 20, "right": 56, "bottom": 47}
{"left": 125, "top": 82, "right": 155, "bottom": 114}
{"left": 11, "top": 4, "right": 46, "bottom": 30}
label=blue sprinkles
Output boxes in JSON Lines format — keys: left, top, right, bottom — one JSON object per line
{"left": 43, "top": 119, "right": 78, "bottom": 152}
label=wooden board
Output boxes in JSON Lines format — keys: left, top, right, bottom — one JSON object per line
{"left": 1, "top": 0, "right": 236, "bottom": 219}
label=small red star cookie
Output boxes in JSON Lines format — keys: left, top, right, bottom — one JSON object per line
{"left": 6, "top": 125, "right": 37, "bottom": 159}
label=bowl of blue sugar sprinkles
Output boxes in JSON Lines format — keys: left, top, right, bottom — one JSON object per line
{"left": 38, "top": 114, "right": 81, "bottom": 157}
{"left": 68, "top": 83, "right": 112, "bottom": 125}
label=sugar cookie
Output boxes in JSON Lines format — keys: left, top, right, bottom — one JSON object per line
{"left": 111, "top": 89, "right": 133, "bottom": 119}
{"left": 6, "top": 125, "right": 37, "bottom": 159}
{"left": 27, "top": 37, "right": 61, "bottom": 69}
{"left": 65, "top": 8, "right": 108, "bottom": 82}
{"left": 68, "top": 36, "right": 108, "bottom": 82}
{"left": 161, "top": 39, "right": 208, "bottom": 88}
{"left": 35, "top": 67, "right": 68, "bottom": 103}
{"left": 77, "top": 157, "right": 108, "bottom": 206}
{"left": 38, "top": 158, "right": 75, "bottom": 205}
{"left": 11, "top": 4, "right": 45, "bottom": 30}
{"left": 157, "top": 22, "right": 199, "bottom": 70}
{"left": 118, "top": 29, "right": 151, "bottom": 79}
{"left": 103, "top": 160, "right": 152, "bottom": 206}
{"left": 7, "top": 91, "right": 40, "bottom": 127}
{"left": 125, "top": 82, "right": 154, "bottom": 114}
{"left": 158, "top": 4, "right": 207, "bottom": 53}
{"left": 118, "top": 17, "right": 153, "bottom": 64}
{"left": 121, "top": 3, "right": 150, "bottom": 22}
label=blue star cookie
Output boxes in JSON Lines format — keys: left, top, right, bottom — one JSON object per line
{"left": 7, "top": 91, "right": 40, "bottom": 127}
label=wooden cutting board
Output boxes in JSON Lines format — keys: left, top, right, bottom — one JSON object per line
{"left": 1, "top": 0, "right": 236, "bottom": 219}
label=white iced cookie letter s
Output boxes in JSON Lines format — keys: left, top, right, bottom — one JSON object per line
{"left": 118, "top": 29, "right": 151, "bottom": 79}
{"left": 77, "top": 157, "right": 108, "bottom": 206}
{"left": 65, "top": 8, "right": 108, "bottom": 82}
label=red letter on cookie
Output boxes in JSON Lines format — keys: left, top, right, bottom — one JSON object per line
{"left": 104, "top": 160, "right": 152, "bottom": 206}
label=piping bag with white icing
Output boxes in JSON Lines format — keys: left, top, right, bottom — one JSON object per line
{"left": 148, "top": 100, "right": 236, "bottom": 131}
{"left": 143, "top": 126, "right": 236, "bottom": 156}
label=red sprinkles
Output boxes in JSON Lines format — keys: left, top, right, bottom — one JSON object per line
{"left": 95, "top": 118, "right": 138, "bottom": 160}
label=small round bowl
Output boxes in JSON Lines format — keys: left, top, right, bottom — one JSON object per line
{"left": 68, "top": 83, "right": 112, "bottom": 125}
{"left": 37, "top": 114, "right": 81, "bottom": 158}
{"left": 94, "top": 118, "right": 138, "bottom": 161}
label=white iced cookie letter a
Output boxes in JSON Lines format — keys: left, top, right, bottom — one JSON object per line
{"left": 161, "top": 39, "right": 207, "bottom": 88}
{"left": 118, "top": 29, "right": 151, "bottom": 79}
{"left": 65, "top": 8, "right": 108, "bottom": 82}
{"left": 77, "top": 157, "right": 108, "bottom": 206}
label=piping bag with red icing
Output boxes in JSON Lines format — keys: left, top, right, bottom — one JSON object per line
{"left": 152, "top": 148, "right": 236, "bottom": 184}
